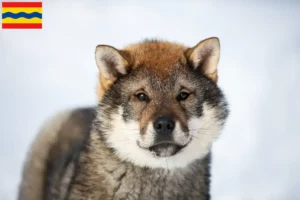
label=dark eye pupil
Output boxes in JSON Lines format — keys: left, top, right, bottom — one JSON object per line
{"left": 136, "top": 93, "right": 149, "bottom": 101}
{"left": 177, "top": 92, "right": 190, "bottom": 101}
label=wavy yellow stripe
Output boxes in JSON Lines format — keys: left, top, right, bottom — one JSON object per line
{"left": 2, "top": 7, "right": 42, "bottom": 14}
{"left": 2, "top": 17, "right": 42, "bottom": 24}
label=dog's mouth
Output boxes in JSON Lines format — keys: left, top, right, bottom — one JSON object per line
{"left": 138, "top": 138, "right": 192, "bottom": 158}
{"left": 148, "top": 142, "right": 186, "bottom": 157}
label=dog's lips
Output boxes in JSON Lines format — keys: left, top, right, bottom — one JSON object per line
{"left": 148, "top": 142, "right": 186, "bottom": 157}
{"left": 137, "top": 138, "right": 192, "bottom": 158}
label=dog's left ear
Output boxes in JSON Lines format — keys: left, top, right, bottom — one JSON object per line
{"left": 95, "top": 45, "right": 130, "bottom": 99}
{"left": 186, "top": 37, "right": 220, "bottom": 83}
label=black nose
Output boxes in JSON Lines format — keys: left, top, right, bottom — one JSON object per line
{"left": 153, "top": 116, "right": 175, "bottom": 134}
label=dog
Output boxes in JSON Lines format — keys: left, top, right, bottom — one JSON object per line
{"left": 18, "top": 37, "right": 229, "bottom": 200}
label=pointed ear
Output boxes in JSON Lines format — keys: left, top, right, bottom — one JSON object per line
{"left": 95, "top": 45, "right": 130, "bottom": 99}
{"left": 186, "top": 37, "right": 220, "bottom": 83}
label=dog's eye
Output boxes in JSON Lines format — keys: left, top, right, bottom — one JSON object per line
{"left": 135, "top": 93, "right": 149, "bottom": 102}
{"left": 177, "top": 92, "right": 190, "bottom": 101}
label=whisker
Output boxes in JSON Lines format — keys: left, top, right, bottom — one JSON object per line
{"left": 190, "top": 129, "right": 212, "bottom": 133}
{"left": 166, "top": 158, "right": 169, "bottom": 171}
{"left": 189, "top": 129, "right": 213, "bottom": 134}
{"left": 191, "top": 135, "right": 201, "bottom": 140}
{"left": 191, "top": 132, "right": 211, "bottom": 137}
{"left": 110, "top": 141, "right": 132, "bottom": 146}
{"left": 171, "top": 157, "right": 176, "bottom": 171}
{"left": 189, "top": 127, "right": 212, "bottom": 131}
{"left": 118, "top": 128, "right": 140, "bottom": 131}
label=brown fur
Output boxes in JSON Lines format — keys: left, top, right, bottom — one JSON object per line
{"left": 97, "top": 40, "right": 188, "bottom": 99}
{"left": 97, "top": 74, "right": 117, "bottom": 101}
{"left": 97, "top": 38, "right": 219, "bottom": 100}
{"left": 96, "top": 38, "right": 220, "bottom": 136}
{"left": 138, "top": 98, "right": 190, "bottom": 134}
{"left": 124, "top": 40, "right": 187, "bottom": 72}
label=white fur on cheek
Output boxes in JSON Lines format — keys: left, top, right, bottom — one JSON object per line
{"left": 138, "top": 123, "right": 155, "bottom": 148}
{"left": 185, "top": 103, "right": 223, "bottom": 162}
{"left": 173, "top": 121, "right": 190, "bottom": 146}
{"left": 104, "top": 104, "right": 222, "bottom": 169}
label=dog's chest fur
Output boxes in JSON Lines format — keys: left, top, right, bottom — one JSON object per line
{"left": 68, "top": 131, "right": 211, "bottom": 200}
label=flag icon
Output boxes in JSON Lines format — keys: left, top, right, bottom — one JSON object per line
{"left": 2, "top": 2, "right": 42, "bottom": 29}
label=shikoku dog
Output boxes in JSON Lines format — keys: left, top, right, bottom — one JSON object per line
{"left": 18, "top": 37, "right": 229, "bottom": 200}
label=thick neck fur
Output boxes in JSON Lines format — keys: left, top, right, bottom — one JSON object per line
{"left": 68, "top": 124, "right": 211, "bottom": 200}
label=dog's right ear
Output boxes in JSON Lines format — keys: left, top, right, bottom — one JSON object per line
{"left": 95, "top": 45, "right": 130, "bottom": 99}
{"left": 186, "top": 37, "right": 220, "bottom": 83}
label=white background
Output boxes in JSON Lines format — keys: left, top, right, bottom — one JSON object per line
{"left": 1, "top": 1, "right": 300, "bottom": 199}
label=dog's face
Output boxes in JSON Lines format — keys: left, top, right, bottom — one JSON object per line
{"left": 95, "top": 38, "right": 228, "bottom": 169}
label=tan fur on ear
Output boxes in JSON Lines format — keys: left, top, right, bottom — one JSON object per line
{"left": 96, "top": 74, "right": 117, "bottom": 100}
{"left": 95, "top": 45, "right": 129, "bottom": 100}
{"left": 186, "top": 37, "right": 220, "bottom": 83}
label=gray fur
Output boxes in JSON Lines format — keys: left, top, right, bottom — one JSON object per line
{"left": 18, "top": 108, "right": 95, "bottom": 200}
{"left": 18, "top": 110, "right": 73, "bottom": 200}
{"left": 19, "top": 39, "right": 229, "bottom": 200}
{"left": 19, "top": 108, "right": 212, "bottom": 200}
{"left": 67, "top": 129, "right": 211, "bottom": 200}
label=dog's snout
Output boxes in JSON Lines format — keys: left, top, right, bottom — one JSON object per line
{"left": 153, "top": 116, "right": 175, "bottom": 134}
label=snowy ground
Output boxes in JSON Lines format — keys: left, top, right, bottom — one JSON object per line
{"left": 1, "top": 1, "right": 300, "bottom": 199}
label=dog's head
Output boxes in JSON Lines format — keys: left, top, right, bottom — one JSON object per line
{"left": 95, "top": 38, "right": 229, "bottom": 169}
